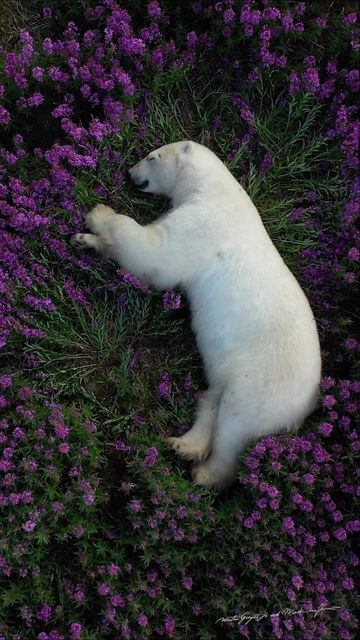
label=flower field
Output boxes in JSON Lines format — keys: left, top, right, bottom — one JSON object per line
{"left": 0, "top": 1, "right": 359, "bottom": 638}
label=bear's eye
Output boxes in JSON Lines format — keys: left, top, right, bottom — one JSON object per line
{"left": 147, "top": 156, "right": 155, "bottom": 162}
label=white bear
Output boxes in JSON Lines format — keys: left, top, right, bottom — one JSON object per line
{"left": 71, "top": 141, "right": 321, "bottom": 490}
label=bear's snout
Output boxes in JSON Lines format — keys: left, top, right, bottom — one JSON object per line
{"left": 129, "top": 174, "right": 149, "bottom": 190}
{"left": 134, "top": 179, "right": 149, "bottom": 190}
{"left": 128, "top": 163, "right": 149, "bottom": 190}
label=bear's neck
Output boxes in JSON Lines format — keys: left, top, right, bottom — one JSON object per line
{"left": 170, "top": 168, "right": 238, "bottom": 208}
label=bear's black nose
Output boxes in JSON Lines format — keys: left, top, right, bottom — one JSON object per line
{"left": 132, "top": 178, "right": 149, "bottom": 190}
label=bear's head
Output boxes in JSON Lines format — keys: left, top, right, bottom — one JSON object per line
{"left": 128, "top": 141, "right": 193, "bottom": 197}
{"left": 128, "top": 141, "right": 228, "bottom": 203}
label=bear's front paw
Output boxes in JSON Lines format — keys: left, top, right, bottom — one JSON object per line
{"left": 70, "top": 233, "right": 102, "bottom": 252}
{"left": 70, "top": 233, "right": 87, "bottom": 249}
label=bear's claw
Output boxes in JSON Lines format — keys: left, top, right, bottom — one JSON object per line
{"left": 70, "top": 233, "right": 86, "bottom": 249}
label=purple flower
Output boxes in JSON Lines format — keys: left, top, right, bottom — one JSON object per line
{"left": 342, "top": 577, "right": 354, "bottom": 589}
{"left": 267, "top": 485, "right": 279, "bottom": 498}
{"left": 312, "top": 443, "right": 331, "bottom": 463}
{"left": 164, "top": 615, "right": 176, "bottom": 633}
{"left": 348, "top": 247, "right": 359, "bottom": 261}
{"left": 333, "top": 527, "right": 347, "bottom": 541}
{"left": 292, "top": 574, "right": 304, "bottom": 590}
{"left": 54, "top": 424, "right": 70, "bottom": 439}
{"left": 303, "top": 67, "right": 320, "bottom": 94}
{"left": 346, "top": 520, "right": 360, "bottom": 533}
{"left": 23, "top": 520, "right": 36, "bottom": 532}
{"left": 163, "top": 290, "right": 182, "bottom": 310}
{"left": 144, "top": 447, "right": 159, "bottom": 467}
{"left": 74, "top": 591, "right": 86, "bottom": 604}
{"left": 289, "top": 70, "right": 300, "bottom": 94}
{"left": 260, "top": 152, "right": 273, "bottom": 173}
{"left": 244, "top": 24, "right": 254, "bottom": 37}
{"left": 244, "top": 517, "right": 255, "bottom": 528}
{"left": 224, "top": 9, "right": 235, "bottom": 25}
{"left": 37, "top": 603, "right": 52, "bottom": 623}
{"left": 182, "top": 576, "right": 193, "bottom": 590}
{"left": 138, "top": 613, "right": 148, "bottom": 626}
{"left": 319, "top": 422, "right": 333, "bottom": 436}
{"left": 224, "top": 574, "right": 235, "bottom": 587}
{"left": 186, "top": 31, "right": 198, "bottom": 49}
{"left": 129, "top": 499, "right": 142, "bottom": 512}
{"left": 157, "top": 371, "right": 171, "bottom": 397}
{"left": 321, "top": 376, "right": 336, "bottom": 390}
{"left": 83, "top": 493, "right": 95, "bottom": 506}
{"left": 0, "top": 374, "right": 12, "bottom": 388}
{"left": 111, "top": 594, "right": 125, "bottom": 607}
{"left": 58, "top": 442, "right": 70, "bottom": 454}
{"left": 342, "top": 13, "right": 357, "bottom": 26}
{"left": 148, "top": 1, "right": 161, "bottom": 18}
{"left": 322, "top": 395, "right": 336, "bottom": 409}
{"left": 64, "top": 281, "right": 90, "bottom": 307}
{"left": 121, "top": 271, "right": 149, "bottom": 292}
{"left": 345, "top": 338, "right": 359, "bottom": 351}
{"left": 97, "top": 583, "right": 110, "bottom": 596}
{"left": 52, "top": 501, "right": 65, "bottom": 514}
{"left": 70, "top": 623, "right": 82, "bottom": 639}
{"left": 282, "top": 516, "right": 296, "bottom": 536}
{"left": 303, "top": 473, "right": 316, "bottom": 484}
{"left": 0, "top": 104, "right": 11, "bottom": 124}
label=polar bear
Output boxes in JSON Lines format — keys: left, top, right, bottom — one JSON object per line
{"left": 71, "top": 141, "right": 321, "bottom": 490}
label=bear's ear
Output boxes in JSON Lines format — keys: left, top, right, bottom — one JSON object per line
{"left": 182, "top": 142, "right": 192, "bottom": 154}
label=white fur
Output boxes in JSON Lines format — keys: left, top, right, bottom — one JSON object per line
{"left": 71, "top": 141, "right": 321, "bottom": 490}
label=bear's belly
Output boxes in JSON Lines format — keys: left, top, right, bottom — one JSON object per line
{"left": 187, "top": 264, "right": 321, "bottom": 390}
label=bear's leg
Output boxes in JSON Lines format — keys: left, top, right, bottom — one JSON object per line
{"left": 167, "top": 387, "right": 221, "bottom": 462}
{"left": 71, "top": 204, "right": 187, "bottom": 290}
{"left": 192, "top": 385, "right": 256, "bottom": 490}
{"left": 84, "top": 204, "right": 117, "bottom": 235}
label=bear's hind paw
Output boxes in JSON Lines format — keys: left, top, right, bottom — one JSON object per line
{"left": 166, "top": 436, "right": 211, "bottom": 462}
